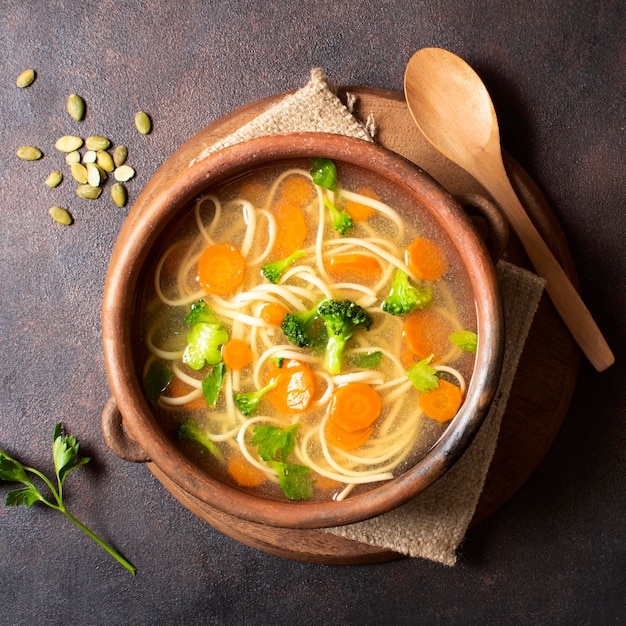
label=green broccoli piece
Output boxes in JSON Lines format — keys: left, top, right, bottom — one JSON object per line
{"left": 323, "top": 197, "right": 353, "bottom": 236}
{"left": 185, "top": 300, "right": 218, "bottom": 324}
{"left": 281, "top": 306, "right": 324, "bottom": 349}
{"left": 183, "top": 323, "right": 229, "bottom": 370}
{"left": 381, "top": 269, "right": 433, "bottom": 316}
{"left": 233, "top": 381, "right": 278, "bottom": 416}
{"left": 178, "top": 418, "right": 224, "bottom": 461}
{"left": 261, "top": 250, "right": 306, "bottom": 284}
{"left": 317, "top": 299, "right": 373, "bottom": 375}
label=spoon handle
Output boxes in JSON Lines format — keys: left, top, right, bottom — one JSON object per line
{"left": 478, "top": 157, "right": 614, "bottom": 371}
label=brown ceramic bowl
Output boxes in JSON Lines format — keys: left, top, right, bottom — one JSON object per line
{"left": 102, "top": 132, "right": 504, "bottom": 529}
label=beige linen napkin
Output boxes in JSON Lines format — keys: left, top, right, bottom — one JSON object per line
{"left": 192, "top": 68, "right": 546, "bottom": 565}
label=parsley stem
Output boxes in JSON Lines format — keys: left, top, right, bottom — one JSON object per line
{"left": 61, "top": 507, "right": 137, "bottom": 575}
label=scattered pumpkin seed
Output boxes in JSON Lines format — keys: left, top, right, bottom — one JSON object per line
{"left": 45, "top": 171, "right": 63, "bottom": 188}
{"left": 49, "top": 206, "right": 73, "bottom": 225}
{"left": 86, "top": 162, "right": 102, "bottom": 187}
{"left": 114, "top": 164, "right": 135, "bottom": 182}
{"left": 76, "top": 184, "right": 102, "bottom": 200}
{"left": 17, "top": 145, "right": 43, "bottom": 160}
{"left": 96, "top": 150, "right": 115, "bottom": 171}
{"left": 83, "top": 150, "right": 97, "bottom": 163}
{"left": 16, "top": 69, "right": 36, "bottom": 88}
{"left": 110, "top": 183, "right": 127, "bottom": 207}
{"left": 66, "top": 93, "right": 85, "bottom": 121}
{"left": 70, "top": 161, "right": 88, "bottom": 183}
{"left": 85, "top": 135, "right": 110, "bottom": 151}
{"left": 66, "top": 150, "right": 81, "bottom": 165}
{"left": 55, "top": 135, "right": 84, "bottom": 152}
{"left": 134, "top": 111, "right": 152, "bottom": 135}
{"left": 113, "top": 145, "right": 128, "bottom": 167}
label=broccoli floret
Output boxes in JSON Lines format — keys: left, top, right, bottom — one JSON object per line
{"left": 178, "top": 418, "right": 224, "bottom": 461}
{"left": 281, "top": 306, "right": 323, "bottom": 348}
{"left": 233, "top": 381, "right": 278, "bottom": 416}
{"left": 261, "top": 250, "right": 306, "bottom": 284}
{"left": 323, "top": 197, "right": 353, "bottom": 236}
{"left": 183, "top": 323, "right": 229, "bottom": 370}
{"left": 381, "top": 269, "right": 433, "bottom": 316}
{"left": 185, "top": 300, "right": 218, "bottom": 324}
{"left": 317, "top": 299, "right": 373, "bottom": 375}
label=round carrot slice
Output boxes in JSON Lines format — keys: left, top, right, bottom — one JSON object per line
{"left": 270, "top": 201, "right": 308, "bottom": 260}
{"left": 266, "top": 359, "right": 316, "bottom": 414}
{"left": 327, "top": 382, "right": 382, "bottom": 432}
{"left": 325, "top": 419, "right": 374, "bottom": 451}
{"left": 197, "top": 243, "right": 245, "bottom": 295}
{"left": 227, "top": 451, "right": 267, "bottom": 487}
{"left": 403, "top": 307, "right": 454, "bottom": 361}
{"left": 344, "top": 187, "right": 379, "bottom": 222}
{"left": 406, "top": 237, "right": 447, "bottom": 281}
{"left": 260, "top": 302, "right": 288, "bottom": 326}
{"left": 221, "top": 339, "right": 253, "bottom": 370}
{"left": 418, "top": 379, "right": 463, "bottom": 423}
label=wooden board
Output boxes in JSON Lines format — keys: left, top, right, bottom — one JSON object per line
{"left": 136, "top": 87, "right": 580, "bottom": 563}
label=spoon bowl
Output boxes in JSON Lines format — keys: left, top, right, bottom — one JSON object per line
{"left": 404, "top": 47, "right": 614, "bottom": 372}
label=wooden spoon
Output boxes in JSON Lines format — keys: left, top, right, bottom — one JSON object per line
{"left": 404, "top": 47, "right": 614, "bottom": 372}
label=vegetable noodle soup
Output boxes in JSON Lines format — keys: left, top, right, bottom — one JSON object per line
{"left": 138, "top": 158, "right": 477, "bottom": 503}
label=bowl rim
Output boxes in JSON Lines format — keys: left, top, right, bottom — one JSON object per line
{"left": 102, "top": 132, "right": 504, "bottom": 529}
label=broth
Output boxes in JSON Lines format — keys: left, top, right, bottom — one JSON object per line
{"left": 138, "top": 159, "right": 476, "bottom": 503}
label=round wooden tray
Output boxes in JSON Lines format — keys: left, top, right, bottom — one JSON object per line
{"left": 118, "top": 87, "right": 581, "bottom": 563}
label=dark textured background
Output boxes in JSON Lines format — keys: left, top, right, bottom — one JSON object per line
{"left": 1, "top": 1, "right": 624, "bottom": 624}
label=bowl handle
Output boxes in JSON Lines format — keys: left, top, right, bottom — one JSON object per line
{"left": 101, "top": 397, "right": 150, "bottom": 463}
{"left": 455, "top": 194, "right": 509, "bottom": 262}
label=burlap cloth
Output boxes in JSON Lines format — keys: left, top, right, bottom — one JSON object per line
{"left": 192, "top": 69, "right": 546, "bottom": 565}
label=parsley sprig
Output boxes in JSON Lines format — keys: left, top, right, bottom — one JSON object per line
{"left": 0, "top": 423, "right": 136, "bottom": 574}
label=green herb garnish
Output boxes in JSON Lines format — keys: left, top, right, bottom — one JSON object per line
{"left": 143, "top": 361, "right": 172, "bottom": 405}
{"left": 405, "top": 354, "right": 440, "bottom": 392}
{"left": 202, "top": 362, "right": 226, "bottom": 408}
{"left": 0, "top": 423, "right": 136, "bottom": 574}
{"left": 348, "top": 350, "right": 383, "bottom": 369}
{"left": 449, "top": 330, "right": 478, "bottom": 354}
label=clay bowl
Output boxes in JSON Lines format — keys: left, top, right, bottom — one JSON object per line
{"left": 102, "top": 132, "right": 504, "bottom": 529}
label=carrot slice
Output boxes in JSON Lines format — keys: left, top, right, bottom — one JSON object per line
{"left": 221, "top": 339, "right": 253, "bottom": 370}
{"left": 279, "top": 176, "right": 314, "bottom": 206}
{"left": 266, "top": 359, "right": 316, "bottom": 414}
{"left": 270, "top": 201, "right": 308, "bottom": 260}
{"left": 324, "top": 419, "right": 374, "bottom": 451}
{"left": 327, "top": 382, "right": 382, "bottom": 432}
{"left": 227, "top": 451, "right": 267, "bottom": 487}
{"left": 325, "top": 253, "right": 382, "bottom": 281}
{"left": 165, "top": 376, "right": 205, "bottom": 410}
{"left": 403, "top": 307, "right": 454, "bottom": 361}
{"left": 419, "top": 379, "right": 463, "bottom": 423}
{"left": 260, "top": 302, "right": 288, "bottom": 326}
{"left": 197, "top": 243, "right": 245, "bottom": 295}
{"left": 406, "top": 237, "right": 447, "bottom": 281}
{"left": 312, "top": 473, "right": 343, "bottom": 491}
{"left": 237, "top": 180, "right": 268, "bottom": 204}
{"left": 344, "top": 187, "right": 379, "bottom": 222}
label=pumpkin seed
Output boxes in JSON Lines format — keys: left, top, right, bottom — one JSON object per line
{"left": 66, "top": 93, "right": 85, "bottom": 121}
{"left": 56, "top": 135, "right": 84, "bottom": 152}
{"left": 114, "top": 164, "right": 135, "bottom": 182}
{"left": 113, "top": 145, "right": 128, "bottom": 167}
{"left": 70, "top": 162, "right": 88, "bottom": 183}
{"left": 45, "top": 171, "right": 63, "bottom": 188}
{"left": 86, "top": 162, "right": 101, "bottom": 187}
{"left": 66, "top": 150, "right": 81, "bottom": 165}
{"left": 76, "top": 184, "right": 102, "bottom": 200}
{"left": 134, "top": 111, "right": 152, "bottom": 135}
{"left": 83, "top": 150, "right": 97, "bottom": 163}
{"left": 110, "top": 183, "right": 127, "bottom": 207}
{"left": 49, "top": 206, "right": 73, "bottom": 225}
{"left": 16, "top": 69, "right": 36, "bottom": 88}
{"left": 85, "top": 135, "right": 110, "bottom": 151}
{"left": 96, "top": 150, "right": 115, "bottom": 171}
{"left": 17, "top": 145, "right": 43, "bottom": 160}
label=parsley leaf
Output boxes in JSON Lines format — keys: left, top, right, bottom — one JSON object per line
{"left": 348, "top": 350, "right": 383, "bottom": 369}
{"left": 202, "top": 362, "right": 226, "bottom": 408}
{"left": 405, "top": 355, "right": 440, "bottom": 392}
{"left": 309, "top": 157, "right": 337, "bottom": 191}
{"left": 143, "top": 361, "right": 172, "bottom": 405}
{"left": 251, "top": 424, "right": 298, "bottom": 462}
{"left": 449, "top": 330, "right": 478, "bottom": 354}
{"left": 269, "top": 461, "right": 314, "bottom": 500}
